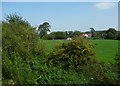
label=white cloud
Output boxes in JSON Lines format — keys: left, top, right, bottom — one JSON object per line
{"left": 94, "top": 2, "right": 116, "bottom": 10}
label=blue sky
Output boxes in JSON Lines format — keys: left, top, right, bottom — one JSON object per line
{"left": 2, "top": 2, "right": 118, "bottom": 32}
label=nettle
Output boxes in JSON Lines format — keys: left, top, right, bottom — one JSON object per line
{"left": 48, "top": 37, "right": 96, "bottom": 71}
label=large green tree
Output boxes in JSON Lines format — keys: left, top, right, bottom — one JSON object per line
{"left": 38, "top": 22, "right": 51, "bottom": 39}
{"left": 106, "top": 28, "right": 117, "bottom": 39}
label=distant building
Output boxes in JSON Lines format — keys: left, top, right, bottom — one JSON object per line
{"left": 81, "top": 33, "right": 92, "bottom": 38}
{"left": 67, "top": 37, "right": 72, "bottom": 40}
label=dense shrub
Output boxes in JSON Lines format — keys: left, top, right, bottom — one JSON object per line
{"left": 36, "top": 62, "right": 118, "bottom": 84}
{"left": 2, "top": 55, "right": 41, "bottom": 84}
{"left": 36, "top": 65, "right": 90, "bottom": 84}
{"left": 81, "top": 62, "right": 118, "bottom": 84}
{"left": 47, "top": 37, "right": 96, "bottom": 71}
{"left": 115, "top": 53, "right": 120, "bottom": 83}
{"left": 2, "top": 14, "right": 46, "bottom": 84}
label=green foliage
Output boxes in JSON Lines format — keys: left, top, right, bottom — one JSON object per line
{"left": 36, "top": 61, "right": 118, "bottom": 84}
{"left": 2, "top": 14, "right": 46, "bottom": 84}
{"left": 99, "top": 31, "right": 107, "bottom": 39}
{"left": 38, "top": 22, "right": 51, "bottom": 39}
{"left": 48, "top": 37, "right": 95, "bottom": 71}
{"left": 65, "top": 31, "right": 74, "bottom": 38}
{"left": 2, "top": 14, "right": 45, "bottom": 60}
{"left": 72, "top": 31, "right": 82, "bottom": 37}
{"left": 115, "top": 54, "right": 120, "bottom": 82}
{"left": 92, "top": 28, "right": 118, "bottom": 39}
{"left": 106, "top": 32, "right": 115, "bottom": 39}
{"left": 116, "top": 32, "right": 120, "bottom": 40}
{"left": 115, "top": 54, "right": 120, "bottom": 66}
{"left": 46, "top": 33, "right": 55, "bottom": 40}
{"left": 47, "top": 31, "right": 82, "bottom": 40}
{"left": 105, "top": 28, "right": 117, "bottom": 39}
{"left": 36, "top": 65, "right": 89, "bottom": 84}
{"left": 5, "top": 13, "right": 30, "bottom": 27}
{"left": 53, "top": 31, "right": 66, "bottom": 39}
{"left": 2, "top": 55, "right": 40, "bottom": 84}
{"left": 81, "top": 62, "right": 118, "bottom": 84}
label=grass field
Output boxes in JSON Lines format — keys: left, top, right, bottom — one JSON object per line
{"left": 45, "top": 39, "right": 119, "bottom": 64}
{"left": 90, "top": 40, "right": 118, "bottom": 63}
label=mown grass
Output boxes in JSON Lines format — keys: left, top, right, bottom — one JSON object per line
{"left": 45, "top": 39, "right": 119, "bottom": 64}
{"left": 91, "top": 39, "right": 118, "bottom": 64}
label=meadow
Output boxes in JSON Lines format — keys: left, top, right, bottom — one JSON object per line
{"left": 45, "top": 39, "right": 119, "bottom": 64}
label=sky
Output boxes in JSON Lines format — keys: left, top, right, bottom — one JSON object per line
{"left": 2, "top": 2, "right": 118, "bottom": 32}
{"left": 1, "top": 0, "right": 119, "bottom": 2}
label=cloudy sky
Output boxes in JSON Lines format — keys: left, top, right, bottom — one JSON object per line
{"left": 2, "top": 2, "right": 118, "bottom": 32}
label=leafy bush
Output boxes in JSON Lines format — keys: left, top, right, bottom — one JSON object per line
{"left": 36, "top": 62, "right": 118, "bottom": 84}
{"left": 115, "top": 54, "right": 120, "bottom": 83}
{"left": 2, "top": 14, "right": 46, "bottom": 84}
{"left": 47, "top": 37, "right": 96, "bottom": 71}
{"left": 35, "top": 63, "right": 91, "bottom": 84}
{"left": 81, "top": 62, "right": 118, "bottom": 84}
{"left": 2, "top": 55, "right": 40, "bottom": 84}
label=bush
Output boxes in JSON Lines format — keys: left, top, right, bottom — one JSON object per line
{"left": 2, "top": 55, "right": 40, "bottom": 84}
{"left": 36, "top": 65, "right": 90, "bottom": 84}
{"left": 2, "top": 14, "right": 46, "bottom": 84}
{"left": 115, "top": 54, "right": 120, "bottom": 83}
{"left": 81, "top": 62, "right": 118, "bottom": 84}
{"left": 47, "top": 37, "right": 96, "bottom": 71}
{"left": 36, "top": 61, "right": 118, "bottom": 84}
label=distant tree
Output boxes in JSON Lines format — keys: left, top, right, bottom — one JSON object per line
{"left": 90, "top": 28, "right": 95, "bottom": 37}
{"left": 106, "top": 32, "right": 115, "bottom": 39}
{"left": 66, "top": 31, "right": 74, "bottom": 37}
{"left": 53, "top": 31, "right": 66, "bottom": 39}
{"left": 72, "top": 31, "right": 81, "bottom": 37}
{"left": 38, "top": 22, "right": 51, "bottom": 39}
{"left": 116, "top": 31, "right": 120, "bottom": 40}
{"left": 51, "top": 31, "right": 66, "bottom": 39}
{"left": 106, "top": 28, "right": 117, "bottom": 39}
{"left": 106, "top": 28, "right": 117, "bottom": 34}
{"left": 46, "top": 32, "right": 55, "bottom": 40}
{"left": 100, "top": 31, "right": 107, "bottom": 39}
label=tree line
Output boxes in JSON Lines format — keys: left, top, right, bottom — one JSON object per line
{"left": 91, "top": 28, "right": 120, "bottom": 40}
{"left": 38, "top": 22, "right": 120, "bottom": 40}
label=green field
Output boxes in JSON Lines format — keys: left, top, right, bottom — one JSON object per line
{"left": 45, "top": 39, "right": 119, "bottom": 64}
